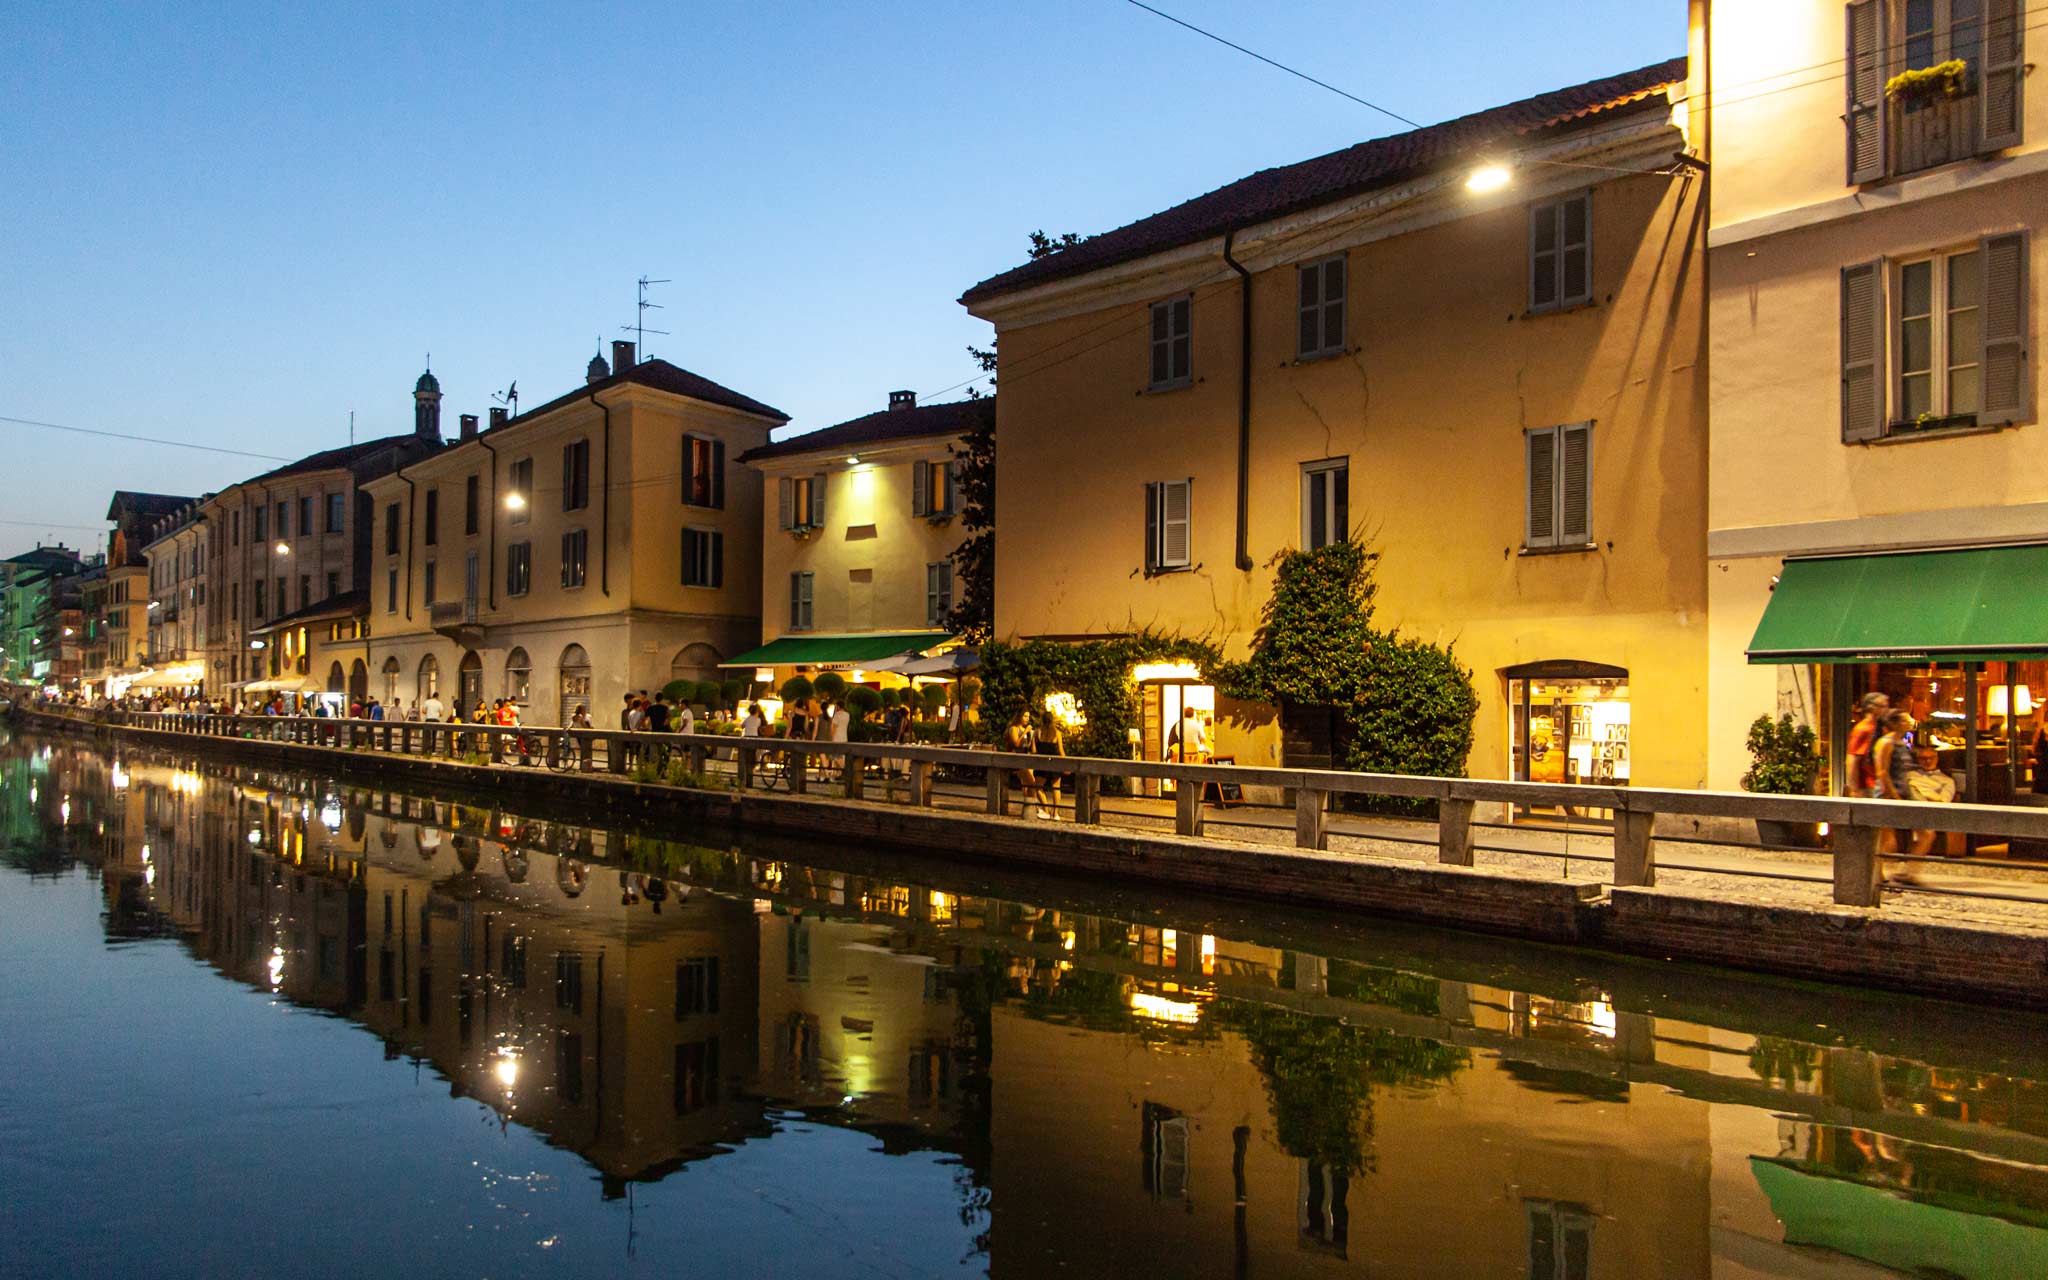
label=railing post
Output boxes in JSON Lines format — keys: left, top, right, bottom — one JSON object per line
{"left": 1612, "top": 810, "right": 1656, "bottom": 887}
{"left": 606, "top": 734, "right": 625, "bottom": 774}
{"left": 1296, "top": 787, "right": 1328, "bottom": 851}
{"left": 487, "top": 729, "right": 502, "bottom": 765}
{"left": 986, "top": 764, "right": 1007, "bottom": 816}
{"left": 737, "top": 742, "right": 755, "bottom": 789}
{"left": 910, "top": 758, "right": 932, "bottom": 808}
{"left": 1175, "top": 781, "right": 1203, "bottom": 837}
{"left": 1437, "top": 797, "right": 1476, "bottom": 866}
{"left": 789, "top": 750, "right": 808, "bottom": 794}
{"left": 1073, "top": 772, "right": 1100, "bottom": 825}
{"left": 688, "top": 743, "right": 708, "bottom": 777}
{"left": 1832, "top": 825, "right": 1881, "bottom": 908}
{"left": 579, "top": 732, "right": 593, "bottom": 772}
{"left": 842, "top": 751, "right": 863, "bottom": 800}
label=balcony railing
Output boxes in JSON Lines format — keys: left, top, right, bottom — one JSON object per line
{"left": 1889, "top": 91, "right": 1981, "bottom": 176}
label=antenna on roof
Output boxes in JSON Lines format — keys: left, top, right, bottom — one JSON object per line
{"left": 621, "top": 275, "right": 671, "bottom": 359}
{"left": 349, "top": 409, "right": 355, "bottom": 446}
{"left": 492, "top": 382, "right": 518, "bottom": 416}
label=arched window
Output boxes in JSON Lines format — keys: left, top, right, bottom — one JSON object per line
{"left": 458, "top": 651, "right": 484, "bottom": 716}
{"left": 348, "top": 659, "right": 368, "bottom": 705}
{"left": 670, "top": 642, "right": 723, "bottom": 686}
{"left": 418, "top": 653, "right": 440, "bottom": 700}
{"left": 505, "top": 647, "right": 532, "bottom": 706}
{"left": 558, "top": 644, "right": 592, "bottom": 727}
{"left": 327, "top": 661, "right": 346, "bottom": 694}
{"left": 382, "top": 657, "right": 401, "bottom": 704}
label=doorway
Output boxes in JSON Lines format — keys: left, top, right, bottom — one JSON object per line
{"left": 458, "top": 651, "right": 483, "bottom": 716}
{"left": 1504, "top": 660, "right": 1630, "bottom": 820}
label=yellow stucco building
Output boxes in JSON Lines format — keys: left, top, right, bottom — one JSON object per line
{"left": 364, "top": 342, "right": 785, "bottom": 726}
{"left": 962, "top": 60, "right": 1709, "bottom": 794}
{"left": 1699, "top": 0, "right": 2048, "bottom": 803}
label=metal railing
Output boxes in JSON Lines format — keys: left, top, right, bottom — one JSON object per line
{"left": 39, "top": 706, "right": 2048, "bottom": 913}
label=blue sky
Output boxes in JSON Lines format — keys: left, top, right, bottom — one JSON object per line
{"left": 0, "top": 1, "right": 1680, "bottom": 558}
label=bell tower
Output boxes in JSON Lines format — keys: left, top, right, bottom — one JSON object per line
{"left": 414, "top": 362, "right": 442, "bottom": 440}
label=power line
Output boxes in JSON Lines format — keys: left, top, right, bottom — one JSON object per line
{"left": 1120, "top": 1, "right": 1422, "bottom": 129}
{"left": 0, "top": 414, "right": 292, "bottom": 462}
{"left": 0, "top": 517, "right": 104, "bottom": 533}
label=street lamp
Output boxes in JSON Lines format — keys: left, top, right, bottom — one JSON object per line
{"left": 274, "top": 541, "right": 289, "bottom": 555}
{"left": 505, "top": 492, "right": 527, "bottom": 511}
{"left": 1466, "top": 163, "right": 1512, "bottom": 193}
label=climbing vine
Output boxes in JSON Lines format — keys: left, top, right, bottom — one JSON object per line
{"left": 974, "top": 633, "right": 1220, "bottom": 762}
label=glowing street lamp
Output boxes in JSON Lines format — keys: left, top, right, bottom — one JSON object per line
{"left": 1466, "top": 163, "right": 1512, "bottom": 193}
{"left": 504, "top": 492, "right": 527, "bottom": 511}
{"left": 275, "top": 541, "right": 290, "bottom": 555}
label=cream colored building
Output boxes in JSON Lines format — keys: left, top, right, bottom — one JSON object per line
{"left": 962, "top": 61, "right": 1710, "bottom": 792}
{"left": 364, "top": 343, "right": 785, "bottom": 726}
{"left": 1699, "top": 0, "right": 2048, "bottom": 802}
{"left": 728, "top": 391, "right": 987, "bottom": 686}
{"left": 137, "top": 498, "right": 211, "bottom": 695}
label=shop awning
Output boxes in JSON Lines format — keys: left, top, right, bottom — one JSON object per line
{"left": 240, "top": 677, "right": 319, "bottom": 694}
{"left": 1749, "top": 1158, "right": 2048, "bottom": 1277}
{"left": 127, "top": 666, "right": 206, "bottom": 689}
{"left": 720, "top": 632, "right": 951, "bottom": 670}
{"left": 1746, "top": 545, "right": 2048, "bottom": 664}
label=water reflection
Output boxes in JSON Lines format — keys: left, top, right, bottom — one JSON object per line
{"left": 6, "top": 733, "right": 2048, "bottom": 1279}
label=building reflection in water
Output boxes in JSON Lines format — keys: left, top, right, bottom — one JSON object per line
{"left": 7, "top": 735, "right": 2048, "bottom": 1280}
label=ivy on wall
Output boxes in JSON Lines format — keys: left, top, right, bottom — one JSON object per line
{"left": 975, "top": 633, "right": 1221, "bottom": 762}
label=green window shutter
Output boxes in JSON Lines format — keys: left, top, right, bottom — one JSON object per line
{"left": 1979, "top": 230, "right": 2030, "bottom": 423}
{"left": 1981, "top": 0, "right": 2025, "bottom": 151}
{"left": 1845, "top": 0, "right": 1887, "bottom": 183}
{"left": 1840, "top": 259, "right": 1887, "bottom": 442}
{"left": 809, "top": 473, "right": 826, "bottom": 527}
{"left": 777, "top": 476, "right": 793, "bottom": 530}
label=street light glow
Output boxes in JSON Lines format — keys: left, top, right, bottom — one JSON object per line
{"left": 275, "top": 541, "right": 290, "bottom": 555}
{"left": 1466, "top": 163, "right": 1512, "bottom": 193}
{"left": 505, "top": 492, "right": 527, "bottom": 510}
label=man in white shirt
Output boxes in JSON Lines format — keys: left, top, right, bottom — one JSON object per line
{"left": 676, "top": 701, "right": 696, "bottom": 737}
{"left": 422, "top": 693, "right": 444, "bottom": 723}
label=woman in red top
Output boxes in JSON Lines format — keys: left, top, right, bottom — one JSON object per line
{"left": 1845, "top": 692, "right": 1889, "bottom": 798}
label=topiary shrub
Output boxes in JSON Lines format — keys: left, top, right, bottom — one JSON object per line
{"left": 692, "top": 680, "right": 723, "bottom": 708}
{"left": 920, "top": 684, "right": 949, "bottom": 716}
{"left": 846, "top": 685, "right": 882, "bottom": 719}
{"left": 779, "top": 675, "right": 813, "bottom": 703}
{"left": 659, "top": 679, "right": 693, "bottom": 705}
{"left": 878, "top": 687, "right": 900, "bottom": 710}
{"left": 720, "top": 678, "right": 749, "bottom": 708}
{"left": 813, "top": 671, "right": 847, "bottom": 701}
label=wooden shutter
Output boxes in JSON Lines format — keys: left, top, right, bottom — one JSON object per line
{"left": 1298, "top": 264, "right": 1321, "bottom": 356}
{"left": 1846, "top": 0, "right": 1887, "bottom": 183}
{"left": 1526, "top": 427, "right": 1558, "bottom": 547}
{"left": 1530, "top": 202, "right": 1559, "bottom": 310}
{"left": 1559, "top": 423, "right": 1593, "bottom": 545}
{"left": 1560, "top": 193, "right": 1592, "bottom": 307}
{"left": 808, "top": 473, "right": 826, "bottom": 527}
{"left": 777, "top": 476, "right": 793, "bottom": 530}
{"left": 709, "top": 532, "right": 724, "bottom": 589}
{"left": 912, "top": 460, "right": 930, "bottom": 517}
{"left": 709, "top": 439, "right": 725, "bottom": 509}
{"left": 1323, "top": 257, "right": 1345, "bottom": 352}
{"left": 1144, "top": 481, "right": 1160, "bottom": 573}
{"left": 1982, "top": 0, "right": 2024, "bottom": 151}
{"left": 943, "top": 460, "right": 959, "bottom": 514}
{"left": 1161, "top": 479, "right": 1191, "bottom": 568}
{"left": 1840, "top": 259, "right": 1887, "bottom": 441}
{"left": 680, "top": 435, "right": 696, "bottom": 505}
{"left": 1979, "top": 231, "right": 2030, "bottom": 422}
{"left": 562, "top": 443, "right": 575, "bottom": 511}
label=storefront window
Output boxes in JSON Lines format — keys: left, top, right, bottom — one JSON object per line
{"left": 1505, "top": 661, "right": 1629, "bottom": 821}
{"left": 1827, "top": 660, "right": 2048, "bottom": 805}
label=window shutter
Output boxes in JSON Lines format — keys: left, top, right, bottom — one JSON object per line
{"left": 1323, "top": 257, "right": 1345, "bottom": 353}
{"left": 1530, "top": 203, "right": 1558, "bottom": 311}
{"left": 809, "top": 473, "right": 826, "bottom": 527}
{"left": 1982, "top": 0, "right": 2024, "bottom": 151}
{"left": 1845, "top": 0, "right": 1886, "bottom": 183}
{"left": 778, "top": 476, "right": 793, "bottom": 530}
{"left": 1560, "top": 193, "right": 1591, "bottom": 307}
{"left": 562, "top": 443, "right": 574, "bottom": 511}
{"left": 680, "top": 435, "right": 696, "bottom": 505}
{"left": 943, "top": 460, "right": 959, "bottom": 513}
{"left": 1161, "top": 479, "right": 1191, "bottom": 568}
{"left": 1526, "top": 427, "right": 1558, "bottom": 547}
{"left": 1979, "top": 231, "right": 2030, "bottom": 422}
{"left": 1298, "top": 265, "right": 1320, "bottom": 356}
{"left": 1144, "top": 481, "right": 1160, "bottom": 573}
{"left": 912, "top": 460, "right": 930, "bottom": 517}
{"left": 1559, "top": 423, "right": 1593, "bottom": 544}
{"left": 710, "top": 532, "right": 724, "bottom": 589}
{"left": 1840, "top": 259, "right": 1887, "bottom": 442}
{"left": 710, "top": 439, "right": 725, "bottom": 509}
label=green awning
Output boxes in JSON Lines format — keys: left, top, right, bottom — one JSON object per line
{"left": 720, "top": 632, "right": 950, "bottom": 669}
{"left": 1750, "top": 1158, "right": 2048, "bottom": 1277}
{"left": 1747, "top": 544, "right": 2048, "bottom": 664}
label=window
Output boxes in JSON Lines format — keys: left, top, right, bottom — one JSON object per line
{"left": 1141, "top": 1102, "right": 1190, "bottom": 1200}
{"left": 779, "top": 474, "right": 825, "bottom": 530}
{"left": 1301, "top": 459, "right": 1350, "bottom": 549}
{"left": 683, "top": 435, "right": 726, "bottom": 508}
{"left": 911, "top": 459, "right": 957, "bottom": 517}
{"left": 423, "top": 560, "right": 437, "bottom": 604}
{"left": 386, "top": 566, "right": 399, "bottom": 612}
{"left": 325, "top": 570, "right": 339, "bottom": 600}
{"left": 1529, "top": 192, "right": 1592, "bottom": 312}
{"left": 231, "top": 510, "right": 240, "bottom": 545}
{"left": 926, "top": 561, "right": 954, "bottom": 625}
{"left": 507, "top": 542, "right": 532, "bottom": 596}
{"left": 325, "top": 492, "right": 345, "bottom": 533}
{"left": 505, "top": 648, "right": 531, "bottom": 704}
{"left": 383, "top": 502, "right": 400, "bottom": 556}
{"left": 1143, "top": 479, "right": 1193, "bottom": 573}
{"left": 676, "top": 957, "right": 720, "bottom": 1019}
{"left": 463, "top": 475, "right": 479, "bottom": 535}
{"left": 1841, "top": 232, "right": 2028, "bottom": 440}
{"left": 231, "top": 584, "right": 239, "bottom": 622}
{"left": 560, "top": 529, "right": 587, "bottom": 589}
{"left": 1525, "top": 423, "right": 1593, "bottom": 551}
{"left": 1149, "top": 296, "right": 1192, "bottom": 388}
{"left": 252, "top": 506, "right": 267, "bottom": 541}
{"left": 423, "top": 489, "right": 439, "bottom": 545}
{"left": 297, "top": 574, "right": 310, "bottom": 609}
{"left": 555, "top": 952, "right": 583, "bottom": 1013}
{"left": 252, "top": 578, "right": 267, "bottom": 619}
{"left": 682, "top": 528, "right": 724, "bottom": 588}
{"left": 674, "top": 1038, "right": 720, "bottom": 1114}
{"left": 1526, "top": 1200, "right": 1594, "bottom": 1280}
{"left": 298, "top": 496, "right": 313, "bottom": 538}
{"left": 508, "top": 458, "right": 532, "bottom": 523}
{"left": 1298, "top": 255, "right": 1347, "bottom": 358}
{"left": 562, "top": 439, "right": 590, "bottom": 512}
{"left": 789, "top": 571, "right": 814, "bottom": 630}
{"left": 1845, "top": 0, "right": 2024, "bottom": 183}
{"left": 276, "top": 501, "right": 290, "bottom": 539}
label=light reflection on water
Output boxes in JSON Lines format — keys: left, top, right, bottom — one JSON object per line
{"left": 3, "top": 732, "right": 2048, "bottom": 1280}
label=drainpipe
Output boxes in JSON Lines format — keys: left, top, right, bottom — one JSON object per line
{"left": 1222, "top": 228, "right": 1255, "bottom": 572}
{"left": 587, "top": 387, "right": 614, "bottom": 597}
{"left": 399, "top": 467, "right": 416, "bottom": 621}
{"left": 477, "top": 436, "right": 500, "bottom": 609}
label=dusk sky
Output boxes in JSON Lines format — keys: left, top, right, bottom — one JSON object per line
{"left": 0, "top": 1, "right": 1678, "bottom": 559}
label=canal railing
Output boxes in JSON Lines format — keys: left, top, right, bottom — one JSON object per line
{"left": 34, "top": 706, "right": 2048, "bottom": 913}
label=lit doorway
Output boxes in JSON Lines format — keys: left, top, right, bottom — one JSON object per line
{"left": 1504, "top": 660, "right": 1630, "bottom": 821}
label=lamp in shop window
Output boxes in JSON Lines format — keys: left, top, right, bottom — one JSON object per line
{"left": 1988, "top": 684, "right": 2034, "bottom": 724}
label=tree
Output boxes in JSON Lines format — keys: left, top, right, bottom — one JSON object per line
{"left": 946, "top": 231, "right": 1082, "bottom": 643}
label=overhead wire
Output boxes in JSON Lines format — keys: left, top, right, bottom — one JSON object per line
{"left": 0, "top": 414, "right": 293, "bottom": 463}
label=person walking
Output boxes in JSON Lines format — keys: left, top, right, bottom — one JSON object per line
{"left": 422, "top": 690, "right": 444, "bottom": 723}
{"left": 1035, "top": 710, "right": 1068, "bottom": 818}
{"left": 1874, "top": 709, "right": 1932, "bottom": 883}
{"left": 1846, "top": 692, "right": 1889, "bottom": 797}
{"left": 1005, "top": 708, "right": 1052, "bottom": 819}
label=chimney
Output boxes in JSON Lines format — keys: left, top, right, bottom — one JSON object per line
{"left": 612, "top": 340, "right": 636, "bottom": 373}
{"left": 889, "top": 389, "right": 917, "bottom": 411}
{"left": 488, "top": 407, "right": 508, "bottom": 431}
{"left": 459, "top": 413, "right": 479, "bottom": 442}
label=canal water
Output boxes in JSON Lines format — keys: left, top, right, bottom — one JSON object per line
{"left": 3, "top": 731, "right": 2047, "bottom": 1280}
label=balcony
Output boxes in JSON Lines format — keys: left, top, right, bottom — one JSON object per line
{"left": 429, "top": 599, "right": 483, "bottom": 647}
{"left": 1889, "top": 90, "right": 1981, "bottom": 177}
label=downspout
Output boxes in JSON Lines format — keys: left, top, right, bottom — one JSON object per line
{"left": 399, "top": 467, "right": 416, "bottom": 621}
{"left": 588, "top": 387, "right": 614, "bottom": 597}
{"left": 477, "top": 436, "right": 500, "bottom": 610}
{"left": 1222, "top": 228, "right": 1255, "bottom": 571}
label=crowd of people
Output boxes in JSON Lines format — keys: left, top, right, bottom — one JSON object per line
{"left": 1843, "top": 691, "right": 1962, "bottom": 886}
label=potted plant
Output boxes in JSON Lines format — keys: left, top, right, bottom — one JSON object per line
{"left": 1742, "top": 713, "right": 1823, "bottom": 848}
{"left": 1885, "top": 58, "right": 1969, "bottom": 106}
